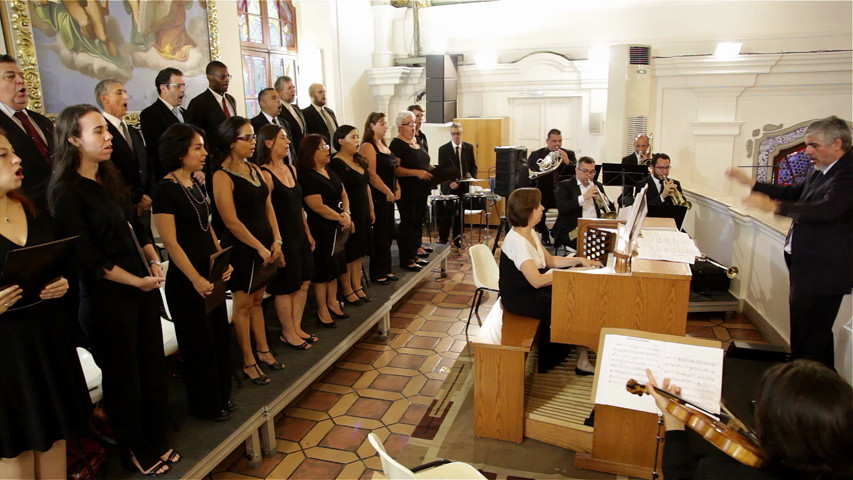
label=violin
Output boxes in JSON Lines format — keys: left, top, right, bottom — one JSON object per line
{"left": 625, "top": 378, "right": 765, "bottom": 468}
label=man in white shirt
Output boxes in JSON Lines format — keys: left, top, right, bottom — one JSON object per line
{"left": 437, "top": 122, "right": 477, "bottom": 246}
{"left": 250, "top": 88, "right": 297, "bottom": 162}
{"left": 639, "top": 153, "right": 683, "bottom": 206}
{"left": 275, "top": 75, "right": 305, "bottom": 149}
{"left": 553, "top": 157, "right": 613, "bottom": 249}
{"left": 186, "top": 61, "right": 238, "bottom": 158}
{"left": 301, "top": 83, "right": 338, "bottom": 151}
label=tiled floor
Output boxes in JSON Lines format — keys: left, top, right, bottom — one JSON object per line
{"left": 208, "top": 243, "right": 769, "bottom": 480}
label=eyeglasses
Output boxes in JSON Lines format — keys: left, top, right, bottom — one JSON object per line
{"left": 318, "top": 144, "right": 331, "bottom": 151}
{"left": 165, "top": 83, "right": 187, "bottom": 89}
{"left": 577, "top": 167, "right": 595, "bottom": 174}
{"left": 236, "top": 134, "right": 257, "bottom": 142}
{"left": 210, "top": 73, "right": 232, "bottom": 80}
{"left": 400, "top": 123, "right": 414, "bottom": 128}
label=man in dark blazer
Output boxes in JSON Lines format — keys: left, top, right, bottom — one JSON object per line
{"left": 302, "top": 83, "right": 338, "bottom": 151}
{"left": 250, "top": 88, "right": 298, "bottom": 163}
{"left": 0, "top": 55, "right": 54, "bottom": 210}
{"left": 621, "top": 134, "right": 651, "bottom": 165}
{"left": 186, "top": 61, "right": 237, "bottom": 155}
{"left": 635, "top": 153, "right": 684, "bottom": 207}
{"left": 436, "top": 122, "right": 477, "bottom": 246}
{"left": 140, "top": 67, "right": 187, "bottom": 180}
{"left": 727, "top": 115, "right": 853, "bottom": 369}
{"left": 526, "top": 128, "right": 577, "bottom": 245}
{"left": 552, "top": 157, "right": 614, "bottom": 249}
{"left": 275, "top": 75, "right": 305, "bottom": 150}
{"left": 96, "top": 79, "right": 153, "bottom": 224}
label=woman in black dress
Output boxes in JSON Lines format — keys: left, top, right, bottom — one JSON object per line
{"left": 0, "top": 129, "right": 90, "bottom": 479}
{"left": 255, "top": 124, "right": 317, "bottom": 349}
{"left": 153, "top": 124, "right": 234, "bottom": 421}
{"left": 359, "top": 112, "right": 400, "bottom": 285}
{"left": 212, "top": 117, "right": 285, "bottom": 385}
{"left": 498, "top": 188, "right": 600, "bottom": 373}
{"left": 390, "top": 111, "right": 432, "bottom": 271}
{"left": 48, "top": 105, "right": 175, "bottom": 476}
{"left": 330, "top": 125, "right": 374, "bottom": 305}
{"left": 297, "top": 134, "right": 352, "bottom": 328}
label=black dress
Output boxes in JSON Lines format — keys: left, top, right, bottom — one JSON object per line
{"left": 217, "top": 163, "right": 274, "bottom": 293}
{"left": 329, "top": 157, "right": 372, "bottom": 263}
{"left": 262, "top": 165, "right": 314, "bottom": 295}
{"left": 390, "top": 137, "right": 430, "bottom": 267}
{"left": 0, "top": 208, "right": 91, "bottom": 458}
{"left": 153, "top": 178, "right": 231, "bottom": 419}
{"left": 52, "top": 174, "right": 168, "bottom": 469}
{"left": 299, "top": 168, "right": 346, "bottom": 283}
{"left": 367, "top": 143, "right": 397, "bottom": 281}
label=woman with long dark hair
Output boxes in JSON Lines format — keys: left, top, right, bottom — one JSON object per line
{"left": 48, "top": 104, "right": 175, "bottom": 476}
{"left": 211, "top": 117, "right": 285, "bottom": 385}
{"left": 297, "top": 134, "right": 351, "bottom": 328}
{"left": 254, "top": 124, "right": 317, "bottom": 349}
{"left": 359, "top": 112, "right": 400, "bottom": 285}
{"left": 153, "top": 123, "right": 234, "bottom": 421}
{"left": 0, "top": 127, "right": 90, "bottom": 479}
{"left": 330, "top": 125, "right": 374, "bottom": 304}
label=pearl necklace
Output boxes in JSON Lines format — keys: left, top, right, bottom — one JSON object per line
{"left": 169, "top": 173, "right": 210, "bottom": 232}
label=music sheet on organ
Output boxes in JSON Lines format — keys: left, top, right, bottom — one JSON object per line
{"left": 593, "top": 331, "right": 724, "bottom": 416}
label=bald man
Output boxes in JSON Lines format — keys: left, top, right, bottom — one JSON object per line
{"left": 301, "top": 83, "right": 338, "bottom": 151}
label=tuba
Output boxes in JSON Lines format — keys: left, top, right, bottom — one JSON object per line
{"left": 529, "top": 150, "right": 563, "bottom": 179}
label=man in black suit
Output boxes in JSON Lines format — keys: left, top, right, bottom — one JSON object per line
{"left": 408, "top": 104, "right": 428, "bottom": 153}
{"left": 526, "top": 128, "right": 577, "bottom": 245}
{"left": 140, "top": 67, "right": 187, "bottom": 180}
{"left": 0, "top": 55, "right": 54, "bottom": 209}
{"left": 621, "top": 134, "right": 651, "bottom": 165}
{"left": 636, "top": 153, "right": 684, "bottom": 206}
{"left": 95, "top": 79, "right": 152, "bottom": 225}
{"left": 250, "top": 88, "right": 297, "bottom": 163}
{"left": 553, "top": 157, "right": 614, "bottom": 249}
{"left": 727, "top": 116, "right": 853, "bottom": 369}
{"left": 186, "top": 61, "right": 237, "bottom": 154}
{"left": 436, "top": 122, "right": 477, "bottom": 246}
{"left": 301, "top": 83, "right": 338, "bottom": 151}
{"left": 275, "top": 75, "right": 305, "bottom": 149}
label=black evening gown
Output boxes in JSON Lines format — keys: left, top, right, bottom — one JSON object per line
{"left": 217, "top": 164, "right": 274, "bottom": 293}
{"left": 0, "top": 207, "right": 91, "bottom": 458}
{"left": 366, "top": 143, "right": 397, "bottom": 281}
{"left": 329, "top": 157, "right": 372, "bottom": 262}
{"left": 299, "top": 169, "right": 346, "bottom": 283}
{"left": 153, "top": 178, "right": 231, "bottom": 419}
{"left": 389, "top": 138, "right": 430, "bottom": 267}
{"left": 262, "top": 165, "right": 314, "bottom": 295}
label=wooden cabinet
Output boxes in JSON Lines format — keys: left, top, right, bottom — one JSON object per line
{"left": 456, "top": 117, "right": 509, "bottom": 226}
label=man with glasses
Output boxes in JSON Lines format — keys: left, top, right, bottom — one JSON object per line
{"left": 437, "top": 122, "right": 476, "bottom": 247}
{"left": 0, "top": 54, "right": 54, "bottom": 209}
{"left": 187, "top": 61, "right": 237, "bottom": 166}
{"left": 639, "top": 153, "right": 683, "bottom": 206}
{"left": 141, "top": 67, "right": 188, "bottom": 179}
{"left": 553, "top": 157, "right": 613, "bottom": 249}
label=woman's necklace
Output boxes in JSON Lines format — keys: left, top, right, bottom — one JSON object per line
{"left": 223, "top": 159, "right": 261, "bottom": 187}
{"left": 0, "top": 196, "right": 9, "bottom": 223}
{"left": 169, "top": 172, "right": 210, "bottom": 232}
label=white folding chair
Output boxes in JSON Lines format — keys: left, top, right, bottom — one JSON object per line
{"left": 367, "top": 433, "right": 486, "bottom": 480}
{"left": 466, "top": 244, "right": 499, "bottom": 331}
{"left": 76, "top": 347, "right": 103, "bottom": 404}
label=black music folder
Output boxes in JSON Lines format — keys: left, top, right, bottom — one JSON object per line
{"left": 646, "top": 204, "right": 688, "bottom": 230}
{"left": 248, "top": 255, "right": 279, "bottom": 294}
{"left": 206, "top": 246, "right": 232, "bottom": 314}
{"left": 0, "top": 236, "right": 78, "bottom": 305}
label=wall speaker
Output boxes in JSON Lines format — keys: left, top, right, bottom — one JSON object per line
{"left": 425, "top": 54, "right": 458, "bottom": 124}
{"left": 494, "top": 146, "right": 529, "bottom": 197}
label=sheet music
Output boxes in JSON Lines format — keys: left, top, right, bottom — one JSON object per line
{"left": 594, "top": 334, "right": 724, "bottom": 415}
{"left": 637, "top": 229, "right": 701, "bottom": 264}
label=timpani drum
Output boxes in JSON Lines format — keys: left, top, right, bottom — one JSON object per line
{"left": 430, "top": 194, "right": 460, "bottom": 219}
{"left": 462, "top": 192, "right": 488, "bottom": 211}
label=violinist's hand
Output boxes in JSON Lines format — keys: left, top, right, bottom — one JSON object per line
{"left": 645, "top": 369, "right": 685, "bottom": 431}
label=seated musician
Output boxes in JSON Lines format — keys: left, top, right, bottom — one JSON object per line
{"left": 499, "top": 188, "right": 601, "bottom": 373}
{"left": 646, "top": 360, "right": 853, "bottom": 480}
{"left": 437, "top": 122, "right": 477, "bottom": 247}
{"left": 636, "top": 153, "right": 685, "bottom": 206}
{"left": 552, "top": 156, "right": 615, "bottom": 249}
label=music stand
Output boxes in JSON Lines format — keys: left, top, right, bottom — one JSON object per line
{"left": 646, "top": 204, "right": 688, "bottom": 230}
{"left": 601, "top": 163, "right": 649, "bottom": 208}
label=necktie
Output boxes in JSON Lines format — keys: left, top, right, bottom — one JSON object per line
{"left": 172, "top": 106, "right": 184, "bottom": 123}
{"left": 659, "top": 177, "right": 665, "bottom": 192}
{"left": 272, "top": 117, "right": 280, "bottom": 127}
{"left": 287, "top": 104, "right": 305, "bottom": 132}
{"left": 222, "top": 97, "right": 231, "bottom": 118}
{"left": 13, "top": 111, "right": 50, "bottom": 164}
{"left": 120, "top": 122, "right": 134, "bottom": 152}
{"left": 320, "top": 107, "right": 337, "bottom": 144}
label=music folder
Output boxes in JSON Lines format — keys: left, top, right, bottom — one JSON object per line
{"left": 206, "top": 246, "right": 232, "bottom": 314}
{"left": 248, "top": 255, "right": 279, "bottom": 294}
{"left": 0, "top": 236, "right": 79, "bottom": 305}
{"left": 600, "top": 163, "right": 649, "bottom": 187}
{"left": 646, "top": 204, "right": 688, "bottom": 230}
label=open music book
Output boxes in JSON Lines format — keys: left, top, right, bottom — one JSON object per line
{"left": 592, "top": 328, "right": 723, "bottom": 416}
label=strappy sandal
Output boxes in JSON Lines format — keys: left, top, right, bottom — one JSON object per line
{"left": 161, "top": 449, "right": 181, "bottom": 464}
{"left": 354, "top": 288, "right": 372, "bottom": 303}
{"left": 124, "top": 454, "right": 170, "bottom": 477}
{"left": 256, "top": 350, "right": 285, "bottom": 370}
{"left": 280, "top": 334, "right": 311, "bottom": 350}
{"left": 301, "top": 333, "right": 319, "bottom": 343}
{"left": 242, "top": 363, "right": 270, "bottom": 385}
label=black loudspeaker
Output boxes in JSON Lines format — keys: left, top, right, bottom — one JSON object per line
{"left": 425, "top": 54, "right": 458, "bottom": 124}
{"left": 494, "top": 146, "right": 529, "bottom": 197}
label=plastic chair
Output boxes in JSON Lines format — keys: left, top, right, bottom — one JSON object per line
{"left": 467, "top": 244, "right": 499, "bottom": 331}
{"left": 76, "top": 347, "right": 103, "bottom": 404}
{"left": 367, "top": 433, "right": 486, "bottom": 480}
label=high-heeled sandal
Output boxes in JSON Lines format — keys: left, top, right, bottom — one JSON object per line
{"left": 354, "top": 288, "right": 372, "bottom": 303}
{"left": 123, "top": 453, "right": 170, "bottom": 477}
{"left": 242, "top": 363, "right": 270, "bottom": 385}
{"left": 161, "top": 449, "right": 181, "bottom": 464}
{"left": 280, "top": 334, "right": 311, "bottom": 350}
{"left": 301, "top": 333, "right": 319, "bottom": 343}
{"left": 256, "top": 350, "right": 285, "bottom": 370}
{"left": 340, "top": 291, "right": 364, "bottom": 306}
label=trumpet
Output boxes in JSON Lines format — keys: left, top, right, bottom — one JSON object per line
{"left": 699, "top": 255, "right": 738, "bottom": 279}
{"left": 594, "top": 187, "right": 618, "bottom": 219}
{"left": 663, "top": 176, "right": 692, "bottom": 209}
{"left": 529, "top": 150, "right": 563, "bottom": 179}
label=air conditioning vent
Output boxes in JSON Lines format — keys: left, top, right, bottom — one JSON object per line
{"left": 629, "top": 46, "right": 651, "bottom": 65}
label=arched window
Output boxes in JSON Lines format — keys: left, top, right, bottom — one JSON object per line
{"left": 238, "top": 0, "right": 298, "bottom": 115}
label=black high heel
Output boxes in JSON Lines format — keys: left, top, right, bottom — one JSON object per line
{"left": 122, "top": 453, "right": 170, "bottom": 477}
{"left": 386, "top": 274, "right": 400, "bottom": 282}
{"left": 242, "top": 363, "right": 270, "bottom": 385}
{"left": 354, "top": 288, "right": 371, "bottom": 303}
{"left": 316, "top": 312, "right": 337, "bottom": 328}
{"left": 340, "top": 291, "right": 364, "bottom": 306}
{"left": 256, "top": 350, "right": 285, "bottom": 370}
{"left": 329, "top": 308, "right": 350, "bottom": 320}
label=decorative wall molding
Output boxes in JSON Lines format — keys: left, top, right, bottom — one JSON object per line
{"left": 691, "top": 121, "right": 743, "bottom": 136}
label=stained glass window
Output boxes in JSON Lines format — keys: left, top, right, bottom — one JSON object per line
{"left": 775, "top": 147, "right": 814, "bottom": 185}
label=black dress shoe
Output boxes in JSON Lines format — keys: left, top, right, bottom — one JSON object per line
{"left": 340, "top": 292, "right": 364, "bottom": 306}
{"left": 386, "top": 274, "right": 400, "bottom": 281}
{"left": 415, "top": 259, "right": 429, "bottom": 266}
{"left": 575, "top": 367, "right": 595, "bottom": 376}
{"left": 225, "top": 401, "right": 237, "bottom": 412}
{"left": 373, "top": 277, "right": 391, "bottom": 285}
{"left": 421, "top": 246, "right": 434, "bottom": 253}
{"left": 316, "top": 314, "right": 337, "bottom": 328}
{"left": 416, "top": 252, "right": 430, "bottom": 258}
{"left": 205, "top": 409, "right": 232, "bottom": 422}
{"left": 329, "top": 309, "right": 350, "bottom": 320}
{"left": 402, "top": 264, "right": 422, "bottom": 271}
